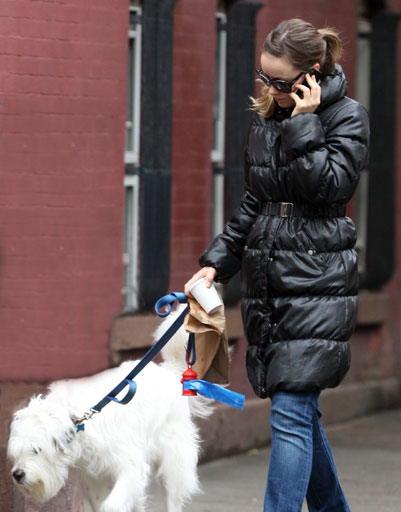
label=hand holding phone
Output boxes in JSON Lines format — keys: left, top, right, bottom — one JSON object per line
{"left": 295, "top": 68, "right": 322, "bottom": 98}
{"left": 291, "top": 69, "right": 322, "bottom": 116}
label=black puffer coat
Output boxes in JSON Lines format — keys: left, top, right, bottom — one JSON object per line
{"left": 199, "top": 65, "right": 370, "bottom": 399}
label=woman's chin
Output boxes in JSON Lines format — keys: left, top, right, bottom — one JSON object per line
{"left": 275, "top": 97, "right": 295, "bottom": 108}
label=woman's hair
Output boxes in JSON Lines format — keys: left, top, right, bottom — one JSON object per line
{"left": 251, "top": 18, "right": 343, "bottom": 118}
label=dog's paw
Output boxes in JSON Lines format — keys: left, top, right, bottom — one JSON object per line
{"left": 99, "top": 501, "right": 145, "bottom": 512}
{"left": 99, "top": 504, "right": 122, "bottom": 512}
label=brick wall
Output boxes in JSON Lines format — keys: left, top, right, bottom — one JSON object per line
{"left": 0, "top": 1, "right": 129, "bottom": 505}
{"left": 169, "top": 0, "right": 217, "bottom": 291}
{"left": 0, "top": 0, "right": 127, "bottom": 382}
{"left": 0, "top": 2, "right": 129, "bottom": 508}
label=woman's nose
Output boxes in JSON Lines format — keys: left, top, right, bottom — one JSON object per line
{"left": 268, "top": 85, "right": 280, "bottom": 95}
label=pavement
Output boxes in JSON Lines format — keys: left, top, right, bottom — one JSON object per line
{"left": 148, "top": 408, "right": 401, "bottom": 512}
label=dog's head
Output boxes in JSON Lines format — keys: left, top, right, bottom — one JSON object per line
{"left": 7, "top": 395, "right": 79, "bottom": 502}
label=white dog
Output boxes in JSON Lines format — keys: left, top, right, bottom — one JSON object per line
{"left": 7, "top": 307, "right": 212, "bottom": 512}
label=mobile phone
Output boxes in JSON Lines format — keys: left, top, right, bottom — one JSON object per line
{"left": 296, "top": 69, "right": 323, "bottom": 97}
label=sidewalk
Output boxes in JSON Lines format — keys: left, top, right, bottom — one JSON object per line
{"left": 148, "top": 408, "right": 401, "bottom": 511}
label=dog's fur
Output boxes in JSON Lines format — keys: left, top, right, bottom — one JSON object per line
{"left": 7, "top": 306, "right": 212, "bottom": 512}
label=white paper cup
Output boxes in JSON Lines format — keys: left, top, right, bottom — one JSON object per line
{"left": 188, "top": 277, "right": 222, "bottom": 314}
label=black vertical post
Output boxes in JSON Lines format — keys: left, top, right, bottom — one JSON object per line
{"left": 363, "top": 12, "right": 400, "bottom": 288}
{"left": 137, "top": 0, "right": 178, "bottom": 308}
{"left": 223, "top": 1, "right": 262, "bottom": 304}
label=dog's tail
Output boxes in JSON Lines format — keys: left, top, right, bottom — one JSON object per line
{"left": 154, "top": 304, "right": 214, "bottom": 419}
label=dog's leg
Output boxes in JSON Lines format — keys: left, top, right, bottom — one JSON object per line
{"left": 82, "top": 498, "right": 97, "bottom": 512}
{"left": 159, "top": 425, "right": 200, "bottom": 512}
{"left": 99, "top": 468, "right": 149, "bottom": 512}
{"left": 166, "top": 494, "right": 184, "bottom": 512}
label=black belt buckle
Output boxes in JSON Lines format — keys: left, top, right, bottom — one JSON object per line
{"left": 279, "top": 202, "right": 293, "bottom": 217}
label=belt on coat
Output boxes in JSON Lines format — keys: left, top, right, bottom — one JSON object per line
{"left": 259, "top": 201, "right": 346, "bottom": 218}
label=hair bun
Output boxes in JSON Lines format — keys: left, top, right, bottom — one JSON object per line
{"left": 318, "top": 28, "right": 343, "bottom": 75}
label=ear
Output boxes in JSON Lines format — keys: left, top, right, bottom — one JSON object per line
{"left": 52, "top": 427, "right": 75, "bottom": 452}
{"left": 65, "top": 427, "right": 76, "bottom": 444}
{"left": 312, "top": 63, "right": 320, "bottom": 71}
{"left": 52, "top": 437, "right": 63, "bottom": 452}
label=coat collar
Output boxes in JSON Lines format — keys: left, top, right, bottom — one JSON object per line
{"left": 317, "top": 64, "right": 348, "bottom": 112}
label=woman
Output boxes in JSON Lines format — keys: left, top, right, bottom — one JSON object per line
{"left": 185, "top": 18, "right": 369, "bottom": 512}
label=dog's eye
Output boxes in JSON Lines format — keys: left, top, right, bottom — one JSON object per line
{"left": 31, "top": 446, "right": 41, "bottom": 455}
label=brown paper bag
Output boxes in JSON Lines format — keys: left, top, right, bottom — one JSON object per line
{"left": 183, "top": 296, "right": 230, "bottom": 384}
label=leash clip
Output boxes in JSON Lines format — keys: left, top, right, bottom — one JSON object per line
{"left": 86, "top": 407, "right": 100, "bottom": 420}
{"left": 74, "top": 408, "right": 100, "bottom": 431}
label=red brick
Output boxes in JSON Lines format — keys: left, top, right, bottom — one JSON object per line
{"left": 0, "top": 1, "right": 126, "bottom": 385}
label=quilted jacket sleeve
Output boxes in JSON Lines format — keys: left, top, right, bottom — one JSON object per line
{"left": 279, "top": 100, "right": 370, "bottom": 204}
{"left": 198, "top": 180, "right": 259, "bottom": 283}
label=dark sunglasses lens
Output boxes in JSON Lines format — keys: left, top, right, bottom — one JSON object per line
{"left": 256, "top": 71, "right": 294, "bottom": 92}
{"left": 272, "top": 81, "right": 291, "bottom": 93}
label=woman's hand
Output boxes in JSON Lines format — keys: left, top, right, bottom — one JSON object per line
{"left": 184, "top": 267, "right": 217, "bottom": 297}
{"left": 290, "top": 73, "right": 321, "bottom": 117}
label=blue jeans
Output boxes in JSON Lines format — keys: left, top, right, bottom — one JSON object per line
{"left": 264, "top": 391, "right": 351, "bottom": 512}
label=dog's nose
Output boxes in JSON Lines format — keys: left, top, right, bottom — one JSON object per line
{"left": 12, "top": 469, "right": 26, "bottom": 484}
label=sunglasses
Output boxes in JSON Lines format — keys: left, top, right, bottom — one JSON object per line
{"left": 255, "top": 69, "right": 305, "bottom": 93}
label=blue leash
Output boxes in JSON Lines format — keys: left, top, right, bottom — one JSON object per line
{"left": 75, "top": 292, "right": 244, "bottom": 431}
{"left": 91, "top": 292, "right": 188, "bottom": 413}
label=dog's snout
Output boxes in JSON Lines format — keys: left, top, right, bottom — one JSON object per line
{"left": 12, "top": 469, "right": 26, "bottom": 484}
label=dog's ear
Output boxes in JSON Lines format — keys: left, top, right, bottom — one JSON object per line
{"left": 52, "top": 427, "right": 75, "bottom": 452}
